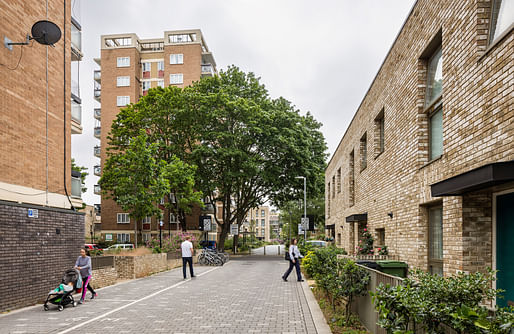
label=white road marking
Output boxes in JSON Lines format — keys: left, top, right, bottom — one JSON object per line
{"left": 56, "top": 267, "right": 220, "bottom": 334}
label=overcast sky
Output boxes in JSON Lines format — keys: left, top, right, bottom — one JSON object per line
{"left": 72, "top": 0, "right": 416, "bottom": 205}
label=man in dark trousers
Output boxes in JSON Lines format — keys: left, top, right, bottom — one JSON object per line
{"left": 181, "top": 236, "right": 195, "bottom": 279}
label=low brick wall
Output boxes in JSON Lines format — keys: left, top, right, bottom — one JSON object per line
{"left": 91, "top": 267, "right": 117, "bottom": 289}
{"left": 114, "top": 256, "right": 135, "bottom": 279}
{"left": 134, "top": 254, "right": 167, "bottom": 278}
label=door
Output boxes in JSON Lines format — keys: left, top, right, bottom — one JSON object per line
{"left": 497, "top": 191, "right": 514, "bottom": 307}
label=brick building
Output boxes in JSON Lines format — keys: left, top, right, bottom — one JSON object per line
{"left": 240, "top": 206, "right": 272, "bottom": 242}
{"left": 94, "top": 30, "right": 217, "bottom": 244}
{"left": 325, "top": 0, "right": 513, "bottom": 307}
{"left": 0, "top": 0, "right": 85, "bottom": 311}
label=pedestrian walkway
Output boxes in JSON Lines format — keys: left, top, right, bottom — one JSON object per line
{"left": 0, "top": 256, "right": 330, "bottom": 334}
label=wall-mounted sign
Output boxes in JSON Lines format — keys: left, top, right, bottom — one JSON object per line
{"left": 105, "top": 234, "right": 113, "bottom": 241}
{"left": 28, "top": 208, "right": 38, "bottom": 218}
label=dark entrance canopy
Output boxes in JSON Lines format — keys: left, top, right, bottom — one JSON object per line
{"left": 325, "top": 224, "right": 335, "bottom": 230}
{"left": 345, "top": 213, "right": 368, "bottom": 223}
{"left": 431, "top": 160, "right": 514, "bottom": 197}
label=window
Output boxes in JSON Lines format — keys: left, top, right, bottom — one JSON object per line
{"left": 490, "top": 0, "right": 514, "bottom": 42}
{"left": 425, "top": 46, "right": 443, "bottom": 108}
{"left": 261, "top": 210, "right": 265, "bottom": 217}
{"left": 429, "top": 106, "right": 443, "bottom": 160}
{"left": 117, "top": 57, "right": 130, "bottom": 67}
{"left": 170, "top": 74, "right": 183, "bottom": 85}
{"left": 157, "top": 80, "right": 164, "bottom": 88}
{"left": 169, "top": 54, "right": 184, "bottom": 65}
{"left": 157, "top": 60, "right": 164, "bottom": 71}
{"left": 117, "top": 96, "right": 130, "bottom": 107}
{"left": 327, "top": 182, "right": 331, "bottom": 214}
{"left": 349, "top": 150, "right": 355, "bottom": 206}
{"left": 261, "top": 219, "right": 265, "bottom": 227}
{"left": 169, "top": 214, "right": 179, "bottom": 230}
{"left": 169, "top": 34, "right": 196, "bottom": 43}
{"left": 332, "top": 175, "right": 336, "bottom": 198}
{"left": 337, "top": 233, "right": 341, "bottom": 245}
{"left": 117, "top": 213, "right": 130, "bottom": 224}
{"left": 428, "top": 206, "right": 443, "bottom": 275}
{"left": 337, "top": 168, "right": 341, "bottom": 193}
{"left": 360, "top": 133, "right": 367, "bottom": 171}
{"left": 374, "top": 109, "right": 385, "bottom": 157}
{"left": 142, "top": 62, "right": 151, "bottom": 72}
{"left": 117, "top": 76, "right": 130, "bottom": 87}
{"left": 142, "top": 233, "right": 151, "bottom": 242}
{"left": 142, "top": 81, "right": 151, "bottom": 91}
{"left": 117, "top": 233, "right": 130, "bottom": 242}
{"left": 376, "top": 228, "right": 385, "bottom": 247}
{"left": 143, "top": 216, "right": 151, "bottom": 224}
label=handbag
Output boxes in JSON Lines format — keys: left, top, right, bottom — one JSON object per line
{"left": 285, "top": 252, "right": 291, "bottom": 261}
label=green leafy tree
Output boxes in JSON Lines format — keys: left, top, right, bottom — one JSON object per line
{"left": 99, "top": 132, "right": 170, "bottom": 246}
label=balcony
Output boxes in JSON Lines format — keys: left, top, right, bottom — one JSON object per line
{"left": 94, "top": 126, "right": 101, "bottom": 139}
{"left": 94, "top": 70, "right": 101, "bottom": 83}
{"left": 94, "top": 108, "right": 101, "bottom": 120}
{"left": 94, "top": 165, "right": 101, "bottom": 176}
{"left": 71, "top": 80, "right": 80, "bottom": 102}
{"left": 71, "top": 100, "right": 82, "bottom": 134}
{"left": 201, "top": 64, "right": 214, "bottom": 77}
{"left": 94, "top": 184, "right": 101, "bottom": 195}
{"left": 94, "top": 203, "right": 101, "bottom": 216}
{"left": 94, "top": 83, "right": 101, "bottom": 102}
{"left": 71, "top": 171, "right": 82, "bottom": 198}
{"left": 94, "top": 145, "right": 101, "bottom": 158}
{"left": 71, "top": 18, "right": 83, "bottom": 61}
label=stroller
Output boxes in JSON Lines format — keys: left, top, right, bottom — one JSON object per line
{"left": 44, "top": 269, "right": 80, "bottom": 311}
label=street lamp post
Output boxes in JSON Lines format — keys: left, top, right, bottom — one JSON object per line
{"left": 295, "top": 176, "right": 307, "bottom": 242}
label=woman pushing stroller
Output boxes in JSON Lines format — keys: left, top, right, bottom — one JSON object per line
{"left": 75, "top": 248, "right": 97, "bottom": 304}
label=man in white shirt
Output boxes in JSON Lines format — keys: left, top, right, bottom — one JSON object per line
{"left": 181, "top": 236, "right": 195, "bottom": 279}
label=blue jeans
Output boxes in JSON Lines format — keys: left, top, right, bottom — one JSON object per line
{"left": 283, "top": 258, "right": 302, "bottom": 281}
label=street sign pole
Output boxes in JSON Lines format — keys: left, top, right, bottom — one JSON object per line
{"left": 159, "top": 220, "right": 163, "bottom": 249}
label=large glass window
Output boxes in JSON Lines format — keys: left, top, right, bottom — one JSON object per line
{"left": 425, "top": 47, "right": 443, "bottom": 107}
{"left": 142, "top": 81, "right": 151, "bottom": 91}
{"left": 142, "top": 62, "right": 151, "bottom": 72}
{"left": 117, "top": 213, "right": 130, "bottom": 224}
{"left": 157, "top": 61, "right": 164, "bottom": 71}
{"left": 360, "top": 132, "right": 367, "bottom": 171}
{"left": 429, "top": 106, "right": 443, "bottom": 160}
{"left": 157, "top": 80, "right": 164, "bottom": 88}
{"left": 490, "top": 0, "right": 514, "bottom": 42}
{"left": 428, "top": 206, "right": 443, "bottom": 275}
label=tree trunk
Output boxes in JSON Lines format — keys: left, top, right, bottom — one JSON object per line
{"left": 233, "top": 234, "right": 239, "bottom": 253}
{"left": 217, "top": 222, "right": 231, "bottom": 252}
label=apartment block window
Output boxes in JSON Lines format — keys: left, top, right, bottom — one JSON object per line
{"left": 337, "top": 168, "right": 341, "bottom": 193}
{"left": 117, "top": 213, "right": 130, "bottom": 224}
{"left": 489, "top": 0, "right": 514, "bottom": 43}
{"left": 169, "top": 54, "right": 184, "bottom": 65}
{"left": 425, "top": 46, "right": 443, "bottom": 108}
{"left": 117, "top": 57, "right": 130, "bottom": 67}
{"left": 261, "top": 219, "right": 265, "bottom": 227}
{"left": 261, "top": 210, "right": 265, "bottom": 217}
{"left": 142, "top": 62, "right": 151, "bottom": 72}
{"left": 117, "top": 233, "right": 130, "bottom": 242}
{"left": 169, "top": 34, "right": 195, "bottom": 43}
{"left": 142, "top": 81, "right": 151, "bottom": 91}
{"left": 327, "top": 182, "right": 331, "bottom": 214}
{"left": 157, "top": 80, "right": 164, "bottom": 88}
{"left": 170, "top": 74, "right": 183, "bottom": 85}
{"left": 169, "top": 213, "right": 179, "bottom": 230}
{"left": 142, "top": 216, "right": 151, "bottom": 224}
{"left": 374, "top": 109, "right": 385, "bottom": 157}
{"left": 332, "top": 175, "right": 336, "bottom": 198}
{"left": 117, "top": 96, "right": 130, "bottom": 107}
{"left": 117, "top": 76, "right": 130, "bottom": 87}
{"left": 157, "top": 60, "right": 165, "bottom": 71}
{"left": 142, "top": 233, "right": 151, "bottom": 242}
{"left": 360, "top": 133, "right": 367, "bottom": 171}
{"left": 428, "top": 206, "right": 443, "bottom": 275}
{"left": 429, "top": 106, "right": 443, "bottom": 160}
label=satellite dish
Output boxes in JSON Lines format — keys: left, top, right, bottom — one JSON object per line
{"left": 31, "top": 20, "right": 61, "bottom": 46}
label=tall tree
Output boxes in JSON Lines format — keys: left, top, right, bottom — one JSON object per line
{"left": 99, "top": 132, "right": 169, "bottom": 246}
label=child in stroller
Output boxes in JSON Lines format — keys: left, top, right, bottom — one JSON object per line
{"left": 44, "top": 268, "right": 81, "bottom": 311}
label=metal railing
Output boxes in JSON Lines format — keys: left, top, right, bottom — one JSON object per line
{"left": 94, "top": 126, "right": 101, "bottom": 138}
{"left": 71, "top": 22, "right": 81, "bottom": 53}
{"left": 201, "top": 64, "right": 214, "bottom": 76}
{"left": 94, "top": 70, "right": 101, "bottom": 82}
{"left": 71, "top": 103, "right": 81, "bottom": 123}
{"left": 92, "top": 256, "right": 114, "bottom": 270}
{"left": 71, "top": 176, "right": 81, "bottom": 198}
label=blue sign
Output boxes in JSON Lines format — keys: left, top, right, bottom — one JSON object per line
{"left": 27, "top": 209, "right": 38, "bottom": 218}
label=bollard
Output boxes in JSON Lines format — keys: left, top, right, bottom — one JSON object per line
{"left": 278, "top": 245, "right": 280, "bottom": 255}
{"left": 264, "top": 245, "right": 266, "bottom": 255}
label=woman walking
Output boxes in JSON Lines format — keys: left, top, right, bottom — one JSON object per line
{"left": 282, "top": 238, "right": 304, "bottom": 282}
{"left": 75, "top": 248, "right": 97, "bottom": 304}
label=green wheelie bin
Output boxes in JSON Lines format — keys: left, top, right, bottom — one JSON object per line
{"left": 376, "top": 260, "right": 408, "bottom": 278}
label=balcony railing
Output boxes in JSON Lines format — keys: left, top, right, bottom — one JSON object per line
{"left": 94, "top": 88, "right": 101, "bottom": 101}
{"left": 71, "top": 102, "right": 81, "bottom": 124}
{"left": 94, "top": 145, "right": 101, "bottom": 158}
{"left": 94, "top": 70, "right": 101, "bottom": 82}
{"left": 201, "top": 64, "right": 214, "bottom": 76}
{"left": 94, "top": 108, "right": 101, "bottom": 120}
{"left": 94, "top": 184, "right": 101, "bottom": 195}
{"left": 94, "top": 203, "right": 101, "bottom": 215}
{"left": 94, "top": 126, "right": 101, "bottom": 139}
{"left": 94, "top": 165, "right": 101, "bottom": 176}
{"left": 71, "top": 80, "right": 80, "bottom": 99}
{"left": 71, "top": 171, "right": 82, "bottom": 198}
{"left": 71, "top": 18, "right": 82, "bottom": 60}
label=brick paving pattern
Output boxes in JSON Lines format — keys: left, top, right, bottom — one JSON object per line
{"left": 0, "top": 256, "right": 320, "bottom": 334}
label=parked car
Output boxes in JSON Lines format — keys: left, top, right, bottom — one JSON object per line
{"left": 104, "top": 244, "right": 135, "bottom": 251}
{"left": 306, "top": 240, "right": 327, "bottom": 247}
{"left": 84, "top": 244, "right": 103, "bottom": 255}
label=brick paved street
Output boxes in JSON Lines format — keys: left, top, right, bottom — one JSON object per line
{"left": 0, "top": 256, "right": 329, "bottom": 334}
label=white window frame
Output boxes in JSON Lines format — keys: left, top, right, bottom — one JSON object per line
{"left": 169, "top": 213, "right": 179, "bottom": 230}
{"left": 142, "top": 233, "right": 151, "bottom": 242}
{"left": 117, "top": 213, "right": 130, "bottom": 224}
{"left": 157, "top": 60, "right": 165, "bottom": 71}
{"left": 169, "top": 73, "right": 183, "bottom": 85}
{"left": 117, "top": 233, "right": 130, "bottom": 242}
{"left": 117, "top": 57, "right": 130, "bottom": 68}
{"left": 142, "top": 81, "right": 151, "bottom": 91}
{"left": 142, "top": 62, "right": 151, "bottom": 72}
{"left": 117, "top": 96, "right": 130, "bottom": 107}
{"left": 169, "top": 54, "right": 184, "bottom": 64}
{"left": 143, "top": 216, "right": 152, "bottom": 224}
{"left": 117, "top": 76, "right": 130, "bottom": 87}
{"left": 157, "top": 79, "right": 164, "bottom": 88}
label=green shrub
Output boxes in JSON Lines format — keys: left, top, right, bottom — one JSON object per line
{"left": 224, "top": 238, "right": 233, "bottom": 250}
